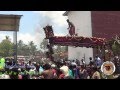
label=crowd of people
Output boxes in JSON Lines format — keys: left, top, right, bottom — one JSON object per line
{"left": 0, "top": 55, "right": 120, "bottom": 79}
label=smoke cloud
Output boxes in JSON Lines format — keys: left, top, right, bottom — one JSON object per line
{"left": 33, "top": 11, "right": 68, "bottom": 48}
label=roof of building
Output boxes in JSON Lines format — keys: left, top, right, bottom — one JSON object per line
{"left": 63, "top": 11, "right": 70, "bottom": 16}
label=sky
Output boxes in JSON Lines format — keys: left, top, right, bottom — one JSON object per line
{"left": 0, "top": 11, "right": 68, "bottom": 49}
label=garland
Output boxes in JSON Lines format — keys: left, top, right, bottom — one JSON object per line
{"left": 49, "top": 36, "right": 106, "bottom": 48}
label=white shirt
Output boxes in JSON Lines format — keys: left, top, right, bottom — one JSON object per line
{"left": 71, "top": 62, "right": 77, "bottom": 66}
{"left": 60, "top": 65, "right": 69, "bottom": 77}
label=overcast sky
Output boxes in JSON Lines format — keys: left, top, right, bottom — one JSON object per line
{"left": 0, "top": 11, "right": 68, "bottom": 49}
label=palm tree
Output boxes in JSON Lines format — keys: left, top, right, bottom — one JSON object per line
{"left": 17, "top": 40, "right": 24, "bottom": 55}
{"left": 5, "top": 36, "right": 9, "bottom": 40}
{"left": 29, "top": 41, "right": 37, "bottom": 56}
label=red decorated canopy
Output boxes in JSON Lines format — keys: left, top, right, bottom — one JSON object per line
{"left": 49, "top": 36, "right": 106, "bottom": 48}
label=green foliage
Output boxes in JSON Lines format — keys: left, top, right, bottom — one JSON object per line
{"left": 109, "top": 37, "right": 120, "bottom": 56}
{"left": 0, "top": 36, "right": 14, "bottom": 57}
{"left": 0, "top": 36, "right": 39, "bottom": 58}
{"left": 17, "top": 40, "right": 24, "bottom": 55}
{"left": 17, "top": 40, "right": 38, "bottom": 56}
{"left": 28, "top": 41, "right": 37, "bottom": 55}
{"left": 40, "top": 39, "right": 48, "bottom": 50}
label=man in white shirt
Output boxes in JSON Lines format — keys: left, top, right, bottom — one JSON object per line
{"left": 71, "top": 60, "right": 77, "bottom": 66}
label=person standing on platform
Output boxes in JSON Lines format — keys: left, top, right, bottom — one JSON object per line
{"left": 66, "top": 19, "right": 76, "bottom": 36}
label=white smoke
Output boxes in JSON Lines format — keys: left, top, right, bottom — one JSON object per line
{"left": 33, "top": 11, "right": 68, "bottom": 49}
{"left": 34, "top": 26, "right": 45, "bottom": 46}
{"left": 33, "top": 11, "right": 68, "bottom": 27}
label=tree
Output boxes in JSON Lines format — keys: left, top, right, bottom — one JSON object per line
{"left": 17, "top": 40, "right": 30, "bottom": 56}
{"left": 109, "top": 36, "right": 120, "bottom": 56}
{"left": 29, "top": 41, "right": 37, "bottom": 56}
{"left": 40, "top": 39, "right": 49, "bottom": 50}
{"left": 17, "top": 40, "right": 24, "bottom": 55}
{"left": 0, "top": 36, "right": 14, "bottom": 57}
{"left": 17, "top": 40, "right": 38, "bottom": 57}
{"left": 22, "top": 44, "right": 30, "bottom": 56}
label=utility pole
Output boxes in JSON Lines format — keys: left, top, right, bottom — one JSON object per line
{"left": 13, "top": 31, "right": 17, "bottom": 63}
